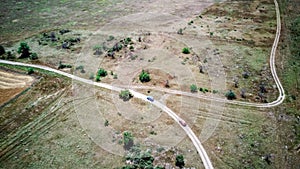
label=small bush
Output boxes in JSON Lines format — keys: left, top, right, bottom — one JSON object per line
{"left": 190, "top": 84, "right": 198, "bottom": 93}
{"left": 225, "top": 90, "right": 236, "bottom": 100}
{"left": 27, "top": 67, "right": 34, "bottom": 75}
{"left": 104, "top": 120, "right": 109, "bottom": 127}
{"left": 95, "top": 75, "right": 101, "bottom": 82}
{"left": 177, "top": 28, "right": 183, "bottom": 35}
{"left": 182, "top": 47, "right": 190, "bottom": 54}
{"left": 119, "top": 90, "right": 133, "bottom": 101}
{"left": 29, "top": 53, "right": 38, "bottom": 60}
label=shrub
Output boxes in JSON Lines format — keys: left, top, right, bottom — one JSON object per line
{"left": 27, "top": 67, "right": 34, "bottom": 75}
{"left": 225, "top": 90, "right": 236, "bottom": 100}
{"left": 139, "top": 70, "right": 150, "bottom": 83}
{"left": 175, "top": 155, "right": 185, "bottom": 168}
{"left": 177, "top": 28, "right": 183, "bottom": 35}
{"left": 129, "top": 45, "right": 134, "bottom": 51}
{"left": 190, "top": 84, "right": 198, "bottom": 93}
{"left": 0, "top": 45, "right": 5, "bottom": 55}
{"left": 123, "top": 131, "right": 134, "bottom": 150}
{"left": 182, "top": 47, "right": 190, "bottom": 54}
{"left": 95, "top": 75, "right": 101, "bottom": 82}
{"left": 104, "top": 120, "right": 109, "bottom": 127}
{"left": 89, "top": 73, "right": 94, "bottom": 80}
{"left": 97, "top": 68, "right": 107, "bottom": 77}
{"left": 29, "top": 53, "right": 38, "bottom": 60}
{"left": 119, "top": 89, "right": 133, "bottom": 101}
{"left": 18, "top": 42, "right": 30, "bottom": 58}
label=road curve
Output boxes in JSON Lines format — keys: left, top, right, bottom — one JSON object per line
{"left": 0, "top": 1, "right": 283, "bottom": 168}
{"left": 0, "top": 59, "right": 214, "bottom": 169}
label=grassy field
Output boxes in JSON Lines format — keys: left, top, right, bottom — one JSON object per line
{"left": 1, "top": 0, "right": 299, "bottom": 168}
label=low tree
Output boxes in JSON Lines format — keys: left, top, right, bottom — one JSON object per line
{"left": 139, "top": 70, "right": 150, "bottom": 83}
{"left": 175, "top": 154, "right": 185, "bottom": 168}
{"left": 119, "top": 89, "right": 133, "bottom": 101}
{"left": 182, "top": 47, "right": 190, "bottom": 54}
{"left": 18, "top": 42, "right": 31, "bottom": 58}
{"left": 0, "top": 45, "right": 5, "bottom": 55}
{"left": 190, "top": 84, "right": 198, "bottom": 93}
{"left": 225, "top": 90, "right": 236, "bottom": 100}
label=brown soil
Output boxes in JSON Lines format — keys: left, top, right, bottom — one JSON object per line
{"left": 0, "top": 70, "right": 34, "bottom": 105}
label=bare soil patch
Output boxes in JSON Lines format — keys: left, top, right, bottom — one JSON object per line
{"left": 0, "top": 70, "right": 34, "bottom": 105}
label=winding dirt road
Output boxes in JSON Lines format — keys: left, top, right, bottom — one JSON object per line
{"left": 0, "top": 0, "right": 283, "bottom": 168}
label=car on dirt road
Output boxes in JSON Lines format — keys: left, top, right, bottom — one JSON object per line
{"left": 147, "top": 96, "right": 154, "bottom": 102}
{"left": 179, "top": 120, "right": 187, "bottom": 127}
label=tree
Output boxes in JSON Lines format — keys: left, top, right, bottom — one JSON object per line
{"left": 175, "top": 154, "right": 185, "bottom": 168}
{"left": 0, "top": 45, "right": 5, "bottom": 55}
{"left": 123, "top": 131, "right": 134, "bottom": 150}
{"left": 119, "top": 90, "right": 133, "bottom": 101}
{"left": 18, "top": 42, "right": 31, "bottom": 58}
{"left": 190, "top": 84, "right": 198, "bottom": 93}
{"left": 139, "top": 70, "right": 150, "bottom": 83}
{"left": 225, "top": 90, "right": 236, "bottom": 100}
{"left": 97, "top": 68, "right": 107, "bottom": 77}
{"left": 182, "top": 47, "right": 190, "bottom": 54}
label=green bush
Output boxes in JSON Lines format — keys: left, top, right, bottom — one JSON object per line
{"left": 97, "top": 68, "right": 107, "bottom": 77}
{"left": 190, "top": 84, "right": 198, "bottom": 93}
{"left": 0, "top": 45, "right": 5, "bottom": 55}
{"left": 119, "top": 90, "right": 133, "bottom": 101}
{"left": 18, "top": 42, "right": 31, "bottom": 58}
{"left": 29, "top": 53, "right": 38, "bottom": 60}
{"left": 95, "top": 75, "right": 101, "bottom": 82}
{"left": 175, "top": 154, "right": 185, "bottom": 168}
{"left": 139, "top": 70, "right": 150, "bottom": 83}
{"left": 27, "top": 67, "right": 34, "bottom": 75}
{"left": 225, "top": 90, "right": 236, "bottom": 100}
{"left": 182, "top": 47, "right": 190, "bottom": 54}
